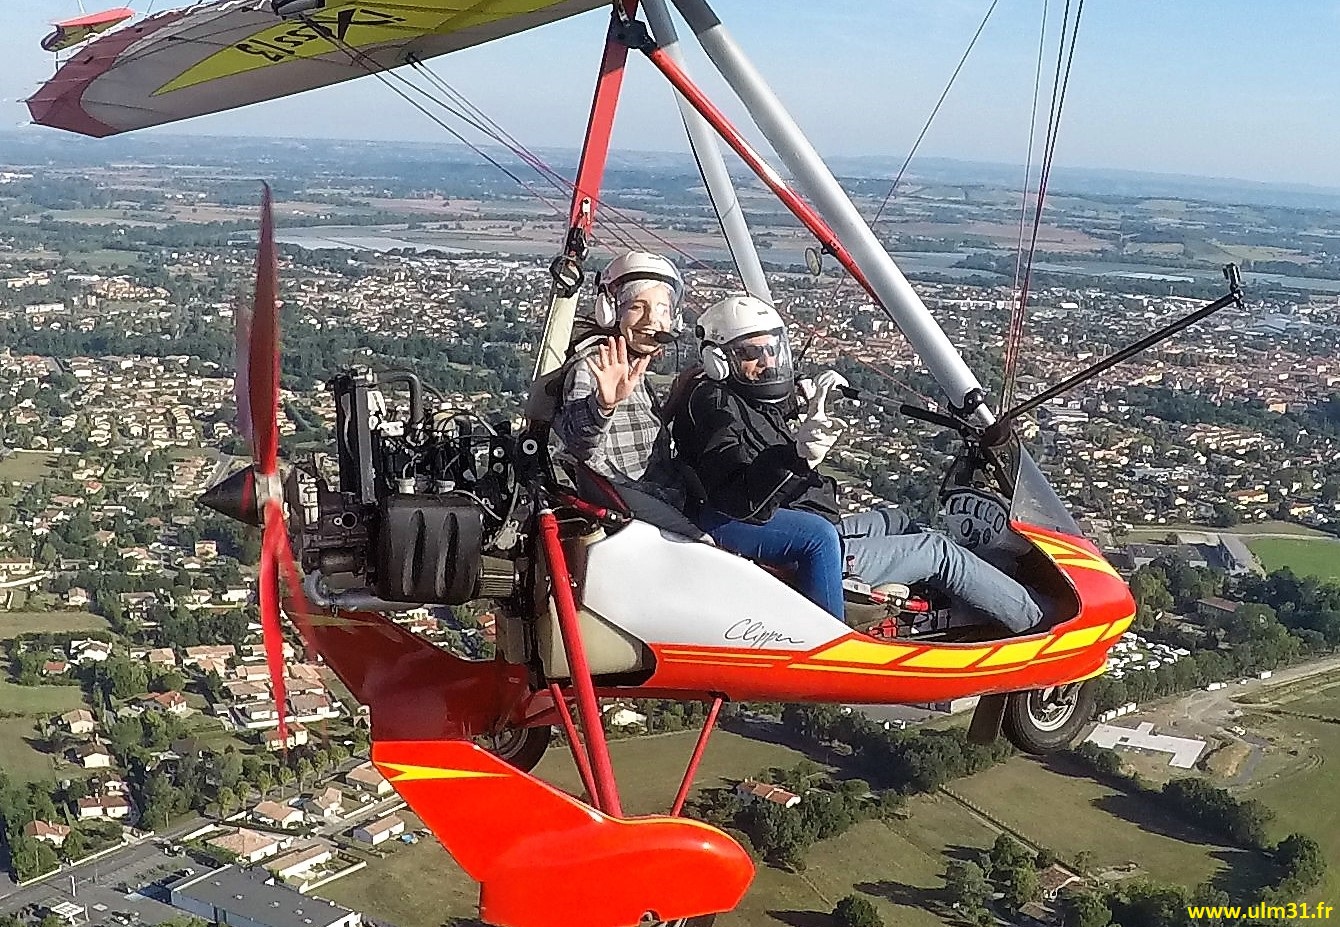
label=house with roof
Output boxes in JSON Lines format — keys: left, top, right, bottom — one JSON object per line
{"left": 1197, "top": 596, "right": 1241, "bottom": 622}
{"left": 73, "top": 742, "right": 114, "bottom": 769}
{"left": 351, "top": 813, "right": 405, "bottom": 846}
{"left": 24, "top": 820, "right": 70, "bottom": 847}
{"left": 226, "top": 680, "right": 271, "bottom": 703}
{"left": 144, "top": 647, "right": 177, "bottom": 667}
{"left": 264, "top": 841, "right": 335, "bottom": 881}
{"left": 238, "top": 702, "right": 280, "bottom": 728}
{"left": 735, "top": 779, "right": 801, "bottom": 809}
{"left": 252, "top": 800, "right": 304, "bottom": 829}
{"left": 302, "top": 787, "right": 344, "bottom": 822}
{"left": 288, "top": 693, "right": 336, "bottom": 721}
{"left": 233, "top": 662, "right": 270, "bottom": 682}
{"left": 205, "top": 828, "right": 286, "bottom": 863}
{"left": 43, "top": 660, "right": 70, "bottom": 677}
{"left": 137, "top": 691, "right": 190, "bottom": 715}
{"left": 263, "top": 723, "right": 310, "bottom": 752}
{"left": 183, "top": 644, "right": 235, "bottom": 669}
{"left": 76, "top": 794, "right": 131, "bottom": 820}
{"left": 70, "top": 640, "right": 112, "bottom": 663}
{"left": 1038, "top": 863, "right": 1084, "bottom": 900}
{"left": 345, "top": 761, "right": 391, "bottom": 797}
{"left": 60, "top": 708, "right": 96, "bottom": 735}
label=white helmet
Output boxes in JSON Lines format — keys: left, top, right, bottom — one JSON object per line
{"left": 696, "top": 295, "right": 794, "bottom": 403}
{"left": 592, "top": 250, "right": 684, "bottom": 332}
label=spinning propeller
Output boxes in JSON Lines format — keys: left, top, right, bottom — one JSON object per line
{"left": 200, "top": 185, "right": 304, "bottom": 743}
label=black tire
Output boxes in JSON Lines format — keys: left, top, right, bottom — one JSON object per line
{"left": 1002, "top": 680, "right": 1097, "bottom": 754}
{"left": 475, "top": 723, "right": 552, "bottom": 773}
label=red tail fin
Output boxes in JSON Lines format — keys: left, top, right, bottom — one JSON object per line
{"left": 374, "top": 739, "right": 753, "bottom": 927}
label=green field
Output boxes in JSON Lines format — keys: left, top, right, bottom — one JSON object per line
{"left": 1246, "top": 537, "right": 1340, "bottom": 582}
{"left": 1127, "top": 520, "right": 1332, "bottom": 540}
{"left": 0, "top": 678, "right": 87, "bottom": 714}
{"left": 68, "top": 248, "right": 147, "bottom": 270}
{"left": 0, "top": 717, "right": 59, "bottom": 782}
{"left": 1251, "top": 685, "right": 1340, "bottom": 904}
{"left": 0, "top": 450, "right": 58, "bottom": 484}
{"left": 0, "top": 611, "right": 110, "bottom": 640}
{"left": 953, "top": 754, "right": 1254, "bottom": 889}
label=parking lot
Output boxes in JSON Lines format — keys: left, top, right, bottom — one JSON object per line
{"left": 0, "top": 840, "right": 206, "bottom": 927}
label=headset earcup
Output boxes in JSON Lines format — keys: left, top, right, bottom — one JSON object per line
{"left": 593, "top": 292, "right": 615, "bottom": 329}
{"left": 701, "top": 345, "right": 730, "bottom": 380}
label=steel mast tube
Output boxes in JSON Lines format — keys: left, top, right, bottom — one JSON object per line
{"left": 533, "top": 2, "right": 639, "bottom": 380}
{"left": 670, "top": 0, "right": 991, "bottom": 419}
{"left": 642, "top": 0, "right": 771, "bottom": 303}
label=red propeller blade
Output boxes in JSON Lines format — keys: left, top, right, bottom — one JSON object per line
{"left": 248, "top": 186, "right": 288, "bottom": 745}
{"left": 260, "top": 501, "right": 290, "bottom": 744}
{"left": 249, "top": 184, "right": 280, "bottom": 477}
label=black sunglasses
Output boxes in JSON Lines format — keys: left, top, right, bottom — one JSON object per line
{"left": 731, "top": 341, "right": 781, "bottom": 362}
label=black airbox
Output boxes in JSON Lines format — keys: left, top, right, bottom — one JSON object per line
{"left": 374, "top": 494, "right": 484, "bottom": 604}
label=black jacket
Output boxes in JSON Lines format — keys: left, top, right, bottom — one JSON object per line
{"left": 673, "top": 378, "right": 841, "bottom": 525}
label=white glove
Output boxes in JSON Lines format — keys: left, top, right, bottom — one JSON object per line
{"left": 795, "top": 414, "right": 846, "bottom": 469}
{"left": 806, "top": 369, "right": 849, "bottom": 420}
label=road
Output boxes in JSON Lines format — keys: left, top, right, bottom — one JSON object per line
{"left": 1174, "top": 653, "right": 1340, "bottom": 732}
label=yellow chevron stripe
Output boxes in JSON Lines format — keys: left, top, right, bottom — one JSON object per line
{"left": 1056, "top": 556, "right": 1120, "bottom": 578}
{"left": 1042, "top": 624, "right": 1107, "bottom": 654}
{"left": 1023, "top": 531, "right": 1119, "bottom": 578}
{"left": 1102, "top": 616, "right": 1135, "bottom": 639}
{"left": 808, "top": 639, "right": 920, "bottom": 665}
{"left": 899, "top": 646, "right": 993, "bottom": 669}
{"left": 789, "top": 651, "right": 1079, "bottom": 678}
{"left": 977, "top": 637, "right": 1050, "bottom": 667}
{"left": 378, "top": 762, "right": 504, "bottom": 783}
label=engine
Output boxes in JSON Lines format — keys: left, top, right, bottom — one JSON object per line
{"left": 285, "top": 367, "right": 523, "bottom": 609}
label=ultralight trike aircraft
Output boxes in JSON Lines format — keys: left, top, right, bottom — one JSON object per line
{"left": 29, "top": 1, "right": 1248, "bottom": 924}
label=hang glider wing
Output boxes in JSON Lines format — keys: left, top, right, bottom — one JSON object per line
{"left": 41, "top": 8, "right": 136, "bottom": 54}
{"left": 29, "top": 0, "right": 608, "bottom": 138}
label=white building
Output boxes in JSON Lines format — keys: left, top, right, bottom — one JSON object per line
{"left": 171, "top": 866, "right": 359, "bottom": 927}
{"left": 351, "top": 814, "right": 405, "bottom": 846}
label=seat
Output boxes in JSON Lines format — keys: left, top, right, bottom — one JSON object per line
{"left": 573, "top": 464, "right": 710, "bottom": 543}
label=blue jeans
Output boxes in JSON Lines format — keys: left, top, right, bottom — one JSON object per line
{"left": 696, "top": 508, "right": 845, "bottom": 618}
{"left": 839, "top": 508, "right": 1042, "bottom": 632}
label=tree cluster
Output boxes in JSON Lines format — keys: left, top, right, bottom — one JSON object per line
{"left": 780, "top": 704, "right": 1013, "bottom": 793}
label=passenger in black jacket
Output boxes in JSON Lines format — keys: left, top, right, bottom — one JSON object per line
{"left": 676, "top": 296, "right": 1043, "bottom": 633}
{"left": 673, "top": 296, "right": 846, "bottom": 617}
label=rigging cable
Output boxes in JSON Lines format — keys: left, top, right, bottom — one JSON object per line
{"left": 1005, "top": 0, "right": 1050, "bottom": 405}
{"left": 868, "top": 0, "right": 1000, "bottom": 231}
{"left": 1001, "top": 0, "right": 1086, "bottom": 409}
{"left": 815, "top": 0, "right": 999, "bottom": 400}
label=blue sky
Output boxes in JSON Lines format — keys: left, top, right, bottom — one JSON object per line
{"left": 3, "top": 1, "right": 1339, "bottom": 188}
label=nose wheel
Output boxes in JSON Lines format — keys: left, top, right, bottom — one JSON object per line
{"left": 1002, "top": 679, "right": 1097, "bottom": 754}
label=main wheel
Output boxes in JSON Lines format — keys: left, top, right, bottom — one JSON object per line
{"left": 475, "top": 723, "right": 552, "bottom": 772}
{"left": 1002, "top": 680, "right": 1097, "bottom": 754}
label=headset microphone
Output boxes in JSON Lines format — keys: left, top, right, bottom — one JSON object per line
{"left": 651, "top": 331, "right": 678, "bottom": 345}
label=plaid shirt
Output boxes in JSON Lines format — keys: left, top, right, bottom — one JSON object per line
{"left": 553, "top": 353, "right": 681, "bottom": 500}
